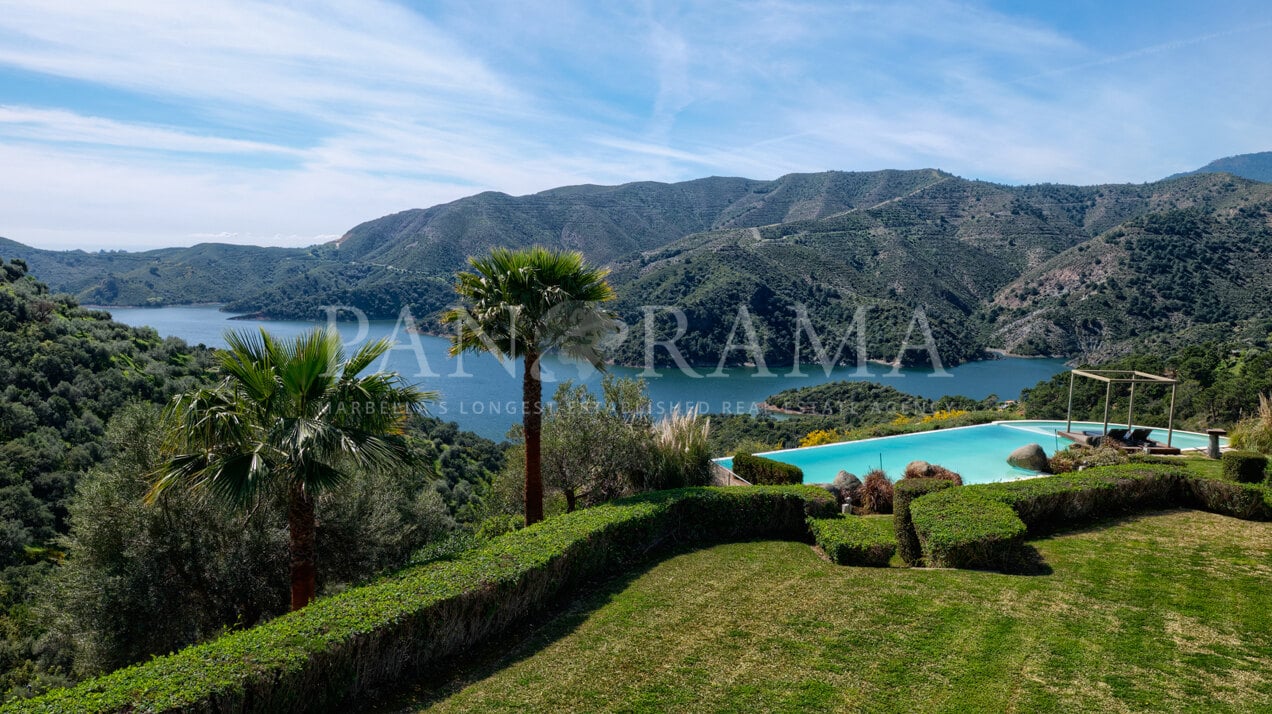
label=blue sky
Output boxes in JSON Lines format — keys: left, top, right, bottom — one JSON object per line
{"left": 0, "top": 0, "right": 1269, "bottom": 250}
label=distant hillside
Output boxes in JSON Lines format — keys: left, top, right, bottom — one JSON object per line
{"left": 223, "top": 170, "right": 951, "bottom": 322}
{"left": 0, "top": 237, "right": 331, "bottom": 306}
{"left": 1170, "top": 151, "right": 1272, "bottom": 183}
{"left": 7, "top": 167, "right": 1272, "bottom": 367}
{"left": 989, "top": 173, "right": 1272, "bottom": 359}
{"left": 607, "top": 171, "right": 1272, "bottom": 366}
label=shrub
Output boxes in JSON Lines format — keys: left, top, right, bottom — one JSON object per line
{"left": 1221, "top": 450, "right": 1269, "bottom": 484}
{"left": 800, "top": 429, "right": 841, "bottom": 447}
{"left": 808, "top": 516, "right": 895, "bottom": 567}
{"left": 968, "top": 467, "right": 1180, "bottom": 533}
{"left": 1230, "top": 393, "right": 1272, "bottom": 454}
{"left": 8, "top": 486, "right": 836, "bottom": 713}
{"left": 474, "top": 514, "right": 524, "bottom": 541}
{"left": 910, "top": 491, "right": 1025, "bottom": 570}
{"left": 731, "top": 453, "right": 804, "bottom": 485}
{"left": 902, "top": 461, "right": 963, "bottom": 486}
{"left": 1182, "top": 477, "right": 1272, "bottom": 519}
{"left": 856, "top": 469, "right": 893, "bottom": 514}
{"left": 647, "top": 407, "right": 713, "bottom": 490}
{"left": 909, "top": 464, "right": 1272, "bottom": 572}
{"left": 1048, "top": 444, "right": 1128, "bottom": 474}
{"left": 893, "top": 478, "right": 954, "bottom": 565}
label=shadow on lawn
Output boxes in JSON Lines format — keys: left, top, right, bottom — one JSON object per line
{"left": 365, "top": 541, "right": 717, "bottom": 713}
{"left": 1006, "top": 507, "right": 1201, "bottom": 576}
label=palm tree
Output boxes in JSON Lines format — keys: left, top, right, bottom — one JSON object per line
{"left": 443, "top": 246, "right": 617, "bottom": 526}
{"left": 150, "top": 327, "right": 433, "bottom": 610}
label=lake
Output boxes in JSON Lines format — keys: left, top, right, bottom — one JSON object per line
{"left": 103, "top": 305, "right": 1067, "bottom": 441}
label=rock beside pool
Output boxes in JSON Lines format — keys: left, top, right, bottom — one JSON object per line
{"left": 1008, "top": 443, "right": 1049, "bottom": 472}
{"left": 903, "top": 460, "right": 964, "bottom": 485}
{"left": 903, "top": 460, "right": 931, "bottom": 477}
{"left": 832, "top": 471, "right": 862, "bottom": 505}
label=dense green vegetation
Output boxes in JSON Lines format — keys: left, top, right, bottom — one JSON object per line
{"left": 807, "top": 514, "right": 895, "bottom": 567}
{"left": 732, "top": 453, "right": 805, "bottom": 485}
{"left": 387, "top": 509, "right": 1271, "bottom": 713}
{"left": 761, "top": 380, "right": 934, "bottom": 419}
{"left": 4, "top": 487, "right": 836, "bottom": 713}
{"left": 1020, "top": 343, "right": 1272, "bottom": 430}
{"left": 0, "top": 263, "right": 507, "bottom": 701}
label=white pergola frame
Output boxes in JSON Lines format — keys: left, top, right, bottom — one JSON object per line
{"left": 1065, "top": 369, "right": 1179, "bottom": 447}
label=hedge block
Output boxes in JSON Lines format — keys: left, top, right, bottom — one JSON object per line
{"left": 808, "top": 516, "right": 896, "bottom": 567}
{"left": 893, "top": 478, "right": 953, "bottom": 565}
{"left": 910, "top": 491, "right": 1026, "bottom": 570}
{"left": 732, "top": 452, "right": 804, "bottom": 485}
{"left": 1221, "top": 450, "right": 1269, "bottom": 484}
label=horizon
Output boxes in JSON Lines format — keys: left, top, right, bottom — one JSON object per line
{"left": 1, "top": 0, "right": 1271, "bottom": 251}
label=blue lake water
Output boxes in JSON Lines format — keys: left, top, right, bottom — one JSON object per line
{"left": 103, "top": 305, "right": 1068, "bottom": 441}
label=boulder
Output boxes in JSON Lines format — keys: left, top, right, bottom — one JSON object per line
{"left": 816, "top": 483, "right": 843, "bottom": 505}
{"left": 834, "top": 468, "right": 864, "bottom": 501}
{"left": 903, "top": 460, "right": 932, "bottom": 479}
{"left": 1007, "top": 443, "right": 1049, "bottom": 472}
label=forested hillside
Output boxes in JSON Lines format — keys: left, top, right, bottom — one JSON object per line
{"left": 6, "top": 164, "right": 1272, "bottom": 369}
{"left": 0, "top": 262, "right": 506, "bottom": 701}
{"left": 991, "top": 175, "right": 1272, "bottom": 358}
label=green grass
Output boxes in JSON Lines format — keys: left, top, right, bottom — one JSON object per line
{"left": 383, "top": 510, "right": 1272, "bottom": 713}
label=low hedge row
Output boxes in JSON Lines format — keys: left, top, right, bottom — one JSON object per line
{"left": 732, "top": 453, "right": 804, "bottom": 485}
{"left": 7, "top": 486, "right": 836, "bottom": 714}
{"left": 808, "top": 515, "right": 896, "bottom": 567}
{"left": 1222, "top": 450, "right": 1269, "bottom": 484}
{"left": 910, "top": 465, "right": 1272, "bottom": 570}
{"left": 893, "top": 478, "right": 953, "bottom": 565}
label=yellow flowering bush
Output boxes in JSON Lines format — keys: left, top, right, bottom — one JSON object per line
{"left": 921, "top": 409, "right": 969, "bottom": 423}
{"left": 800, "top": 429, "right": 842, "bottom": 447}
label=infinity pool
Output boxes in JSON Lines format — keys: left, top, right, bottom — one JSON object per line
{"left": 713, "top": 420, "right": 1224, "bottom": 485}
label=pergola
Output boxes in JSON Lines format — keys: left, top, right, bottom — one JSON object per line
{"left": 1065, "top": 369, "right": 1179, "bottom": 447}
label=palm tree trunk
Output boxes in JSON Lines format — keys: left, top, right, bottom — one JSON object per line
{"left": 523, "top": 347, "right": 544, "bottom": 526}
{"left": 288, "top": 481, "right": 318, "bottom": 610}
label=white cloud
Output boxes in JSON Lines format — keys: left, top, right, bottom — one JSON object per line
{"left": 0, "top": 1, "right": 1268, "bottom": 250}
{"left": 0, "top": 106, "right": 303, "bottom": 156}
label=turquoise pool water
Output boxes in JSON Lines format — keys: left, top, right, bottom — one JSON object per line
{"left": 714, "top": 420, "right": 1225, "bottom": 485}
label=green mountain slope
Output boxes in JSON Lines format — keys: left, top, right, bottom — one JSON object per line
{"left": 222, "top": 170, "right": 951, "bottom": 322}
{"left": 7, "top": 165, "right": 1272, "bottom": 368}
{"left": 0, "top": 238, "right": 333, "bottom": 306}
{"left": 605, "top": 172, "right": 1272, "bottom": 366}
{"left": 1170, "top": 150, "right": 1272, "bottom": 183}
{"left": 988, "top": 174, "right": 1272, "bottom": 358}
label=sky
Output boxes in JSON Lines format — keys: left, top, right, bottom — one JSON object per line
{"left": 0, "top": 1, "right": 1269, "bottom": 251}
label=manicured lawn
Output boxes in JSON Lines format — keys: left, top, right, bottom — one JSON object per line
{"left": 381, "top": 509, "right": 1272, "bottom": 713}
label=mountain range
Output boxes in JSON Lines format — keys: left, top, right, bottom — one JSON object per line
{"left": 3, "top": 152, "right": 1270, "bottom": 367}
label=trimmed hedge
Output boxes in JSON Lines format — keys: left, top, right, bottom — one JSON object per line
{"left": 909, "top": 491, "right": 1025, "bottom": 569}
{"left": 5, "top": 486, "right": 836, "bottom": 714}
{"left": 732, "top": 453, "right": 804, "bottom": 485}
{"left": 1221, "top": 450, "right": 1269, "bottom": 484}
{"left": 808, "top": 516, "right": 896, "bottom": 567}
{"left": 910, "top": 465, "right": 1272, "bottom": 571}
{"left": 894, "top": 478, "right": 953, "bottom": 565}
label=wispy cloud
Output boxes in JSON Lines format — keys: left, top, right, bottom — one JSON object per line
{"left": 0, "top": 0, "right": 1268, "bottom": 250}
